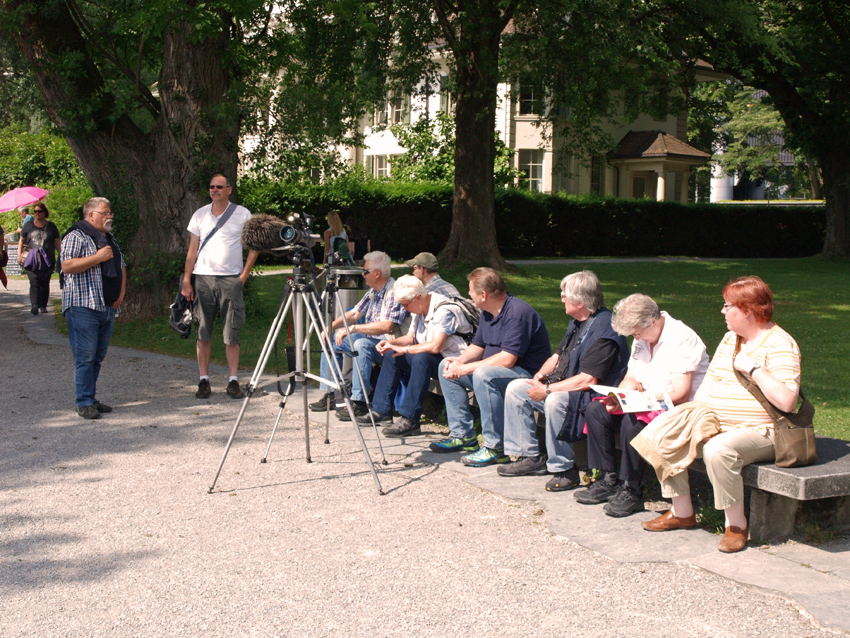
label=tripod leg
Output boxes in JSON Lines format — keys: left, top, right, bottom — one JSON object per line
{"left": 209, "top": 284, "right": 296, "bottom": 491}
{"left": 294, "top": 294, "right": 312, "bottom": 463}
{"left": 261, "top": 401, "right": 287, "bottom": 463}
{"left": 208, "top": 395, "right": 253, "bottom": 493}
{"left": 332, "top": 288, "right": 388, "bottom": 464}
{"left": 304, "top": 292, "right": 384, "bottom": 495}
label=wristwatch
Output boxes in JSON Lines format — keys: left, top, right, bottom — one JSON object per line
{"left": 748, "top": 363, "right": 761, "bottom": 376}
{"left": 545, "top": 381, "right": 552, "bottom": 396}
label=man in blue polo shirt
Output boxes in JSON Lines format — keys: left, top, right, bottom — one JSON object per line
{"left": 434, "top": 267, "right": 550, "bottom": 466}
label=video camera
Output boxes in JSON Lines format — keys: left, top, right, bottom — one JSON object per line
{"left": 279, "top": 213, "right": 319, "bottom": 249}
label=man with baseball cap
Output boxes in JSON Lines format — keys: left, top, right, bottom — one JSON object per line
{"left": 406, "top": 252, "right": 459, "bottom": 297}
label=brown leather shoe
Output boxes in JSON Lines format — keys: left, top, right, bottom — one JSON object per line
{"left": 641, "top": 509, "right": 698, "bottom": 532}
{"left": 718, "top": 526, "right": 748, "bottom": 553}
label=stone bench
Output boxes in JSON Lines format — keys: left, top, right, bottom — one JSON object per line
{"left": 690, "top": 436, "right": 850, "bottom": 541}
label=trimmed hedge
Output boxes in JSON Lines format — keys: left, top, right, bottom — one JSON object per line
{"left": 239, "top": 178, "right": 826, "bottom": 260}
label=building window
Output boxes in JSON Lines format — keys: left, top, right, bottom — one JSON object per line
{"left": 590, "top": 156, "right": 605, "bottom": 195}
{"left": 389, "top": 94, "right": 410, "bottom": 125}
{"left": 439, "top": 75, "right": 455, "bottom": 114}
{"left": 518, "top": 74, "right": 544, "bottom": 116}
{"left": 366, "top": 155, "right": 389, "bottom": 178}
{"left": 518, "top": 149, "right": 544, "bottom": 192}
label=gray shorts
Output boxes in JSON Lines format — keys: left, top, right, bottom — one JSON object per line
{"left": 193, "top": 274, "right": 245, "bottom": 345}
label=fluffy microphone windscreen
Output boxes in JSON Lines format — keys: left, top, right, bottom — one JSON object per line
{"left": 241, "top": 214, "right": 287, "bottom": 252}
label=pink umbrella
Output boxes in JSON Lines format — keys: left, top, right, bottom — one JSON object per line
{"left": 0, "top": 186, "right": 48, "bottom": 213}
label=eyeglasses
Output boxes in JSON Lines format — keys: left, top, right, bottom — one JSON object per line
{"left": 209, "top": 184, "right": 228, "bottom": 190}
{"left": 399, "top": 295, "right": 418, "bottom": 309}
{"left": 93, "top": 210, "right": 114, "bottom": 217}
{"left": 722, "top": 302, "right": 735, "bottom": 310}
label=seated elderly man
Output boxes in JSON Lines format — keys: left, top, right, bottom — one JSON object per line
{"left": 406, "top": 252, "right": 460, "bottom": 297}
{"left": 356, "top": 275, "right": 474, "bottom": 437}
{"left": 498, "top": 271, "right": 629, "bottom": 491}
{"left": 574, "top": 294, "right": 709, "bottom": 516}
{"left": 309, "top": 250, "right": 409, "bottom": 420}
{"left": 436, "top": 267, "right": 551, "bottom": 466}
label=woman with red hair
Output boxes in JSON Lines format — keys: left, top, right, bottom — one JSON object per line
{"left": 635, "top": 276, "right": 801, "bottom": 553}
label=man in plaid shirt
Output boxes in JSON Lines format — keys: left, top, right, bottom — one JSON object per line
{"left": 60, "top": 197, "right": 126, "bottom": 420}
{"left": 310, "top": 250, "right": 410, "bottom": 421}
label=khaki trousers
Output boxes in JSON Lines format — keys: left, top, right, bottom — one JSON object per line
{"left": 661, "top": 428, "right": 775, "bottom": 510}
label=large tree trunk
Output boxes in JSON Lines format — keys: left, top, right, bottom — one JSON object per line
{"left": 819, "top": 153, "right": 850, "bottom": 256}
{"left": 436, "top": 0, "right": 513, "bottom": 271}
{"left": 7, "top": 0, "right": 240, "bottom": 317}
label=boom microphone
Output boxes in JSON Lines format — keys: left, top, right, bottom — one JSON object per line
{"left": 241, "top": 214, "right": 288, "bottom": 252}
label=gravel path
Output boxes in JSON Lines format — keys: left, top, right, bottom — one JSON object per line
{"left": 0, "top": 279, "right": 837, "bottom": 637}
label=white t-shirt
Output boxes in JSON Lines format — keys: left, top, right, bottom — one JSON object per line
{"left": 408, "top": 292, "right": 472, "bottom": 359}
{"left": 187, "top": 203, "right": 252, "bottom": 276}
{"left": 628, "top": 311, "right": 710, "bottom": 400}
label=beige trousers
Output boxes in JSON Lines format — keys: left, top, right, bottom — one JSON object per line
{"left": 661, "top": 428, "right": 775, "bottom": 510}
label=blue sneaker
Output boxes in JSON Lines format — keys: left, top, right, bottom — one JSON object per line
{"left": 429, "top": 435, "right": 480, "bottom": 454}
{"left": 461, "top": 447, "right": 509, "bottom": 467}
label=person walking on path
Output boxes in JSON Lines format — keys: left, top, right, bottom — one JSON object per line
{"left": 60, "top": 197, "right": 126, "bottom": 420}
{"left": 17, "top": 203, "right": 60, "bottom": 315}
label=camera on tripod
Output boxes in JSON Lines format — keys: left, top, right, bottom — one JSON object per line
{"left": 279, "top": 213, "right": 319, "bottom": 249}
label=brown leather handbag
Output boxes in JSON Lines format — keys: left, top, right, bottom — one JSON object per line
{"left": 733, "top": 345, "right": 817, "bottom": 468}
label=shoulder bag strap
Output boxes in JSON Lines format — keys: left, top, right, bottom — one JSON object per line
{"left": 731, "top": 335, "right": 787, "bottom": 421}
{"left": 197, "top": 202, "right": 237, "bottom": 259}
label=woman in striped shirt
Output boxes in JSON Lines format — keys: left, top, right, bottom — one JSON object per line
{"left": 640, "top": 276, "right": 801, "bottom": 553}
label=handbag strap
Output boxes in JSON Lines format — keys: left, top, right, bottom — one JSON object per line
{"left": 197, "top": 202, "right": 237, "bottom": 259}
{"left": 731, "top": 336, "right": 804, "bottom": 421}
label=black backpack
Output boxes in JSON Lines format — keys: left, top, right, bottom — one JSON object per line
{"left": 433, "top": 296, "right": 480, "bottom": 344}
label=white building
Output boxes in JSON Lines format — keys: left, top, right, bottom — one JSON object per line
{"left": 341, "top": 66, "right": 715, "bottom": 202}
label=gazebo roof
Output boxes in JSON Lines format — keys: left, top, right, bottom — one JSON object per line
{"left": 611, "top": 130, "right": 712, "bottom": 161}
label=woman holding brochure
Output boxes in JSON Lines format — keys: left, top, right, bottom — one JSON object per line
{"left": 574, "top": 294, "right": 709, "bottom": 517}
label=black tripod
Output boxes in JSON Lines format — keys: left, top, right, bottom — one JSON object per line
{"left": 208, "top": 251, "right": 385, "bottom": 495}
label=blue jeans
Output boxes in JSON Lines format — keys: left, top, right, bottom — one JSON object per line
{"left": 503, "top": 379, "right": 575, "bottom": 472}
{"left": 319, "top": 333, "right": 381, "bottom": 402}
{"left": 372, "top": 352, "right": 442, "bottom": 422}
{"left": 66, "top": 306, "right": 115, "bottom": 409}
{"left": 438, "top": 362, "right": 531, "bottom": 450}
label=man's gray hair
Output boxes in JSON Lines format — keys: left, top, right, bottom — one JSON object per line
{"left": 560, "top": 270, "right": 603, "bottom": 313}
{"left": 83, "top": 197, "right": 111, "bottom": 217}
{"left": 611, "top": 293, "right": 661, "bottom": 336}
{"left": 364, "top": 250, "right": 391, "bottom": 278}
{"left": 393, "top": 275, "right": 427, "bottom": 302}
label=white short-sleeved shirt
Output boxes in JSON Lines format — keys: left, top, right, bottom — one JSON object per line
{"left": 628, "top": 311, "right": 710, "bottom": 400}
{"left": 409, "top": 292, "right": 472, "bottom": 359}
{"left": 187, "top": 203, "right": 252, "bottom": 276}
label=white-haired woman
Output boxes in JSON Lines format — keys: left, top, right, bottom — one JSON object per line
{"left": 574, "top": 294, "right": 709, "bottom": 517}
{"left": 360, "top": 274, "right": 474, "bottom": 438}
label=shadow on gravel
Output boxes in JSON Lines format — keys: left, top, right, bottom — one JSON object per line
{"left": 0, "top": 514, "right": 158, "bottom": 590}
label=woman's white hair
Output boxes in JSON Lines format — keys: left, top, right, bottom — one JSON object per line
{"left": 560, "top": 270, "right": 603, "bottom": 313}
{"left": 364, "top": 250, "right": 391, "bottom": 278}
{"left": 393, "top": 275, "right": 426, "bottom": 302}
{"left": 611, "top": 293, "right": 661, "bottom": 336}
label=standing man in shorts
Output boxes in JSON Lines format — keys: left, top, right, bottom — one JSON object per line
{"left": 181, "top": 174, "right": 258, "bottom": 399}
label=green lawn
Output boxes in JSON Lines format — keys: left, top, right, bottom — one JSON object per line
{"left": 95, "top": 256, "right": 850, "bottom": 440}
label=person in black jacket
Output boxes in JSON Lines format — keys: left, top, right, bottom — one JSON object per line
{"left": 498, "top": 270, "right": 629, "bottom": 491}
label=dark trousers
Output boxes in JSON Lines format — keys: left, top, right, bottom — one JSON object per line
{"left": 24, "top": 267, "right": 51, "bottom": 309}
{"left": 371, "top": 351, "right": 442, "bottom": 422}
{"left": 585, "top": 399, "right": 648, "bottom": 483}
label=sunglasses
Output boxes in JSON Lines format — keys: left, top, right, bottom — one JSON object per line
{"left": 209, "top": 184, "right": 228, "bottom": 190}
{"left": 34, "top": 209, "right": 46, "bottom": 213}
